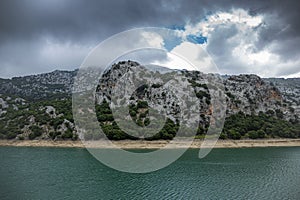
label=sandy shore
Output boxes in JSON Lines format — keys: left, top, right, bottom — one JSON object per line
{"left": 0, "top": 139, "right": 300, "bottom": 149}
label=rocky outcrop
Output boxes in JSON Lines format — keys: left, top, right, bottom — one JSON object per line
{"left": 96, "top": 62, "right": 298, "bottom": 121}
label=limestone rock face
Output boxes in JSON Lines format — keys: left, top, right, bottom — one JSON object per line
{"left": 223, "top": 74, "right": 298, "bottom": 120}
{"left": 95, "top": 61, "right": 298, "bottom": 121}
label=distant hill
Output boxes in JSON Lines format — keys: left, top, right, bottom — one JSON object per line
{"left": 0, "top": 70, "right": 77, "bottom": 100}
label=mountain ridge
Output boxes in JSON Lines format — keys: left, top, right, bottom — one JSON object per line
{"left": 0, "top": 61, "right": 299, "bottom": 140}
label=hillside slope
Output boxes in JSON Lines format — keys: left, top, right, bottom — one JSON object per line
{"left": 0, "top": 61, "right": 299, "bottom": 140}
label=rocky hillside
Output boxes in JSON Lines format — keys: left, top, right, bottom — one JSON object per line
{"left": 0, "top": 61, "right": 299, "bottom": 140}
{"left": 264, "top": 77, "right": 300, "bottom": 107}
{"left": 0, "top": 70, "right": 76, "bottom": 100}
{"left": 224, "top": 75, "right": 298, "bottom": 119}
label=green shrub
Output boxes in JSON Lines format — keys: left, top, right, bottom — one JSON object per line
{"left": 227, "top": 129, "right": 241, "bottom": 140}
{"left": 6, "top": 132, "right": 17, "bottom": 139}
{"left": 144, "top": 118, "right": 150, "bottom": 126}
{"left": 18, "top": 136, "right": 25, "bottom": 140}
{"left": 62, "top": 129, "right": 73, "bottom": 139}
{"left": 137, "top": 100, "right": 148, "bottom": 109}
{"left": 248, "top": 130, "right": 258, "bottom": 139}
{"left": 219, "top": 133, "right": 227, "bottom": 140}
{"left": 29, "top": 125, "right": 43, "bottom": 140}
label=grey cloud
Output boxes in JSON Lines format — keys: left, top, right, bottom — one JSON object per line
{"left": 206, "top": 25, "right": 238, "bottom": 57}
{"left": 206, "top": 25, "right": 243, "bottom": 74}
{"left": 115, "top": 49, "right": 169, "bottom": 65}
{"left": 272, "top": 63, "right": 300, "bottom": 77}
{"left": 0, "top": 0, "right": 300, "bottom": 77}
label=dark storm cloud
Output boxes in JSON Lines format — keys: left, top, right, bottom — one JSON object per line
{"left": 0, "top": 0, "right": 177, "bottom": 77}
{"left": 0, "top": 0, "right": 163, "bottom": 44}
{"left": 248, "top": 0, "right": 300, "bottom": 62}
{"left": 0, "top": 0, "right": 300, "bottom": 77}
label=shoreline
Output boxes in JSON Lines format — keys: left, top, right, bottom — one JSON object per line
{"left": 1, "top": 139, "right": 300, "bottom": 149}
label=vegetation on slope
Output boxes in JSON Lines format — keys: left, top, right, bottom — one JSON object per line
{"left": 220, "top": 111, "right": 299, "bottom": 139}
{"left": 0, "top": 97, "right": 77, "bottom": 140}
{"left": 0, "top": 95, "right": 299, "bottom": 140}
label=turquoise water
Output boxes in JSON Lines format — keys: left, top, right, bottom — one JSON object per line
{"left": 0, "top": 147, "right": 300, "bottom": 200}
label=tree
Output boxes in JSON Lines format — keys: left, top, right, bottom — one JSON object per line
{"left": 62, "top": 129, "right": 73, "bottom": 139}
{"left": 6, "top": 132, "right": 17, "bottom": 139}
{"left": 227, "top": 129, "right": 241, "bottom": 140}
{"left": 219, "top": 133, "right": 227, "bottom": 140}
{"left": 248, "top": 130, "right": 258, "bottom": 139}
{"left": 137, "top": 100, "right": 148, "bottom": 109}
{"left": 144, "top": 118, "right": 150, "bottom": 126}
{"left": 29, "top": 125, "right": 43, "bottom": 140}
{"left": 257, "top": 130, "right": 266, "bottom": 138}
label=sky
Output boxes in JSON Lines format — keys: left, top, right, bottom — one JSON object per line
{"left": 0, "top": 0, "right": 300, "bottom": 78}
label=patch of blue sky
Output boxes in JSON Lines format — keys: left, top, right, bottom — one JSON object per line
{"left": 186, "top": 34, "right": 207, "bottom": 44}
{"left": 163, "top": 35, "right": 183, "bottom": 51}
{"left": 168, "top": 24, "right": 185, "bottom": 31}
{"left": 163, "top": 25, "right": 207, "bottom": 51}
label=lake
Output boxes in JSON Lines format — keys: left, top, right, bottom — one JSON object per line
{"left": 0, "top": 146, "right": 300, "bottom": 199}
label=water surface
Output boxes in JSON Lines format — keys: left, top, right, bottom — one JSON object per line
{"left": 0, "top": 147, "right": 300, "bottom": 199}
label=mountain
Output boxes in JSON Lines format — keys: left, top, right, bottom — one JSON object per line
{"left": 0, "top": 61, "right": 299, "bottom": 140}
